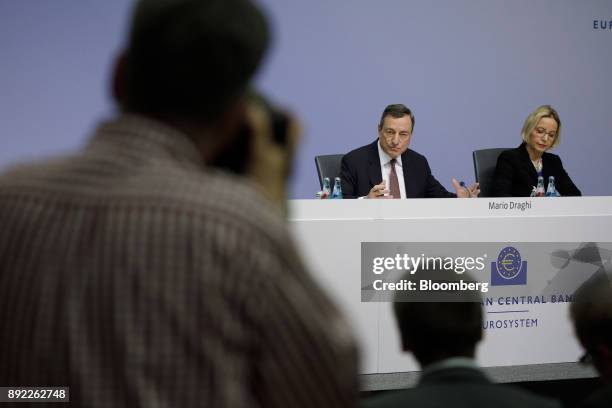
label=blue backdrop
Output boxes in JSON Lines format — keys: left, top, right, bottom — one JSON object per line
{"left": 1, "top": 0, "right": 611, "bottom": 197}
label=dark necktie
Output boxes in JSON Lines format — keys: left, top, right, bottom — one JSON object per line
{"left": 389, "top": 159, "right": 401, "bottom": 199}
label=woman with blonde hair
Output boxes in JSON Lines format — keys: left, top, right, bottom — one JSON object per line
{"left": 492, "top": 105, "right": 581, "bottom": 197}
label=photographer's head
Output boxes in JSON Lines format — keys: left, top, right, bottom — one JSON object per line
{"left": 393, "top": 268, "right": 483, "bottom": 367}
{"left": 570, "top": 271, "right": 612, "bottom": 382}
{"left": 112, "top": 0, "right": 269, "bottom": 152}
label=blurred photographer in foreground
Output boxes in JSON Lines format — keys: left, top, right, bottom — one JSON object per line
{"left": 0, "top": 1, "right": 358, "bottom": 406}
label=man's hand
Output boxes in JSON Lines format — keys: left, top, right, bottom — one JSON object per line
{"left": 367, "top": 181, "right": 393, "bottom": 199}
{"left": 452, "top": 178, "right": 480, "bottom": 198}
{"left": 246, "top": 101, "right": 300, "bottom": 212}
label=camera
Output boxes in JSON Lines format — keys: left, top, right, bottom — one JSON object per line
{"left": 250, "top": 92, "right": 289, "bottom": 147}
{"left": 210, "top": 92, "right": 290, "bottom": 175}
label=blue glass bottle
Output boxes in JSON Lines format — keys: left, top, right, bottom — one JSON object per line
{"left": 331, "top": 177, "right": 343, "bottom": 199}
{"left": 545, "top": 176, "right": 560, "bottom": 197}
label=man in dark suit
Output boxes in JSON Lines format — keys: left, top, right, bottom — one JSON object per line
{"left": 362, "top": 268, "right": 560, "bottom": 408}
{"left": 340, "top": 104, "right": 479, "bottom": 199}
{"left": 570, "top": 271, "right": 612, "bottom": 408}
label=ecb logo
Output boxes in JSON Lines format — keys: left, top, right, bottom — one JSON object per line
{"left": 491, "top": 246, "right": 527, "bottom": 286}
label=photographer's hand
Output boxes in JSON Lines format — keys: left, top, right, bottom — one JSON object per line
{"left": 246, "top": 102, "right": 301, "bottom": 214}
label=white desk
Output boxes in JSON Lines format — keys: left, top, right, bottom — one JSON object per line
{"left": 288, "top": 197, "right": 611, "bottom": 389}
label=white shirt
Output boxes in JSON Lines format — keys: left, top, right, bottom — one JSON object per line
{"left": 378, "top": 140, "right": 407, "bottom": 199}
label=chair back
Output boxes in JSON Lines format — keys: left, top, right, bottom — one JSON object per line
{"left": 314, "top": 154, "right": 344, "bottom": 189}
{"left": 472, "top": 148, "right": 509, "bottom": 197}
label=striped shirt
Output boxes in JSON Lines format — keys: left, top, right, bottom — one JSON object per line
{"left": 0, "top": 115, "right": 358, "bottom": 407}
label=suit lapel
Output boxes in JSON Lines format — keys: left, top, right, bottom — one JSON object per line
{"left": 518, "top": 143, "right": 538, "bottom": 181}
{"left": 401, "top": 150, "right": 418, "bottom": 198}
{"left": 541, "top": 153, "right": 553, "bottom": 186}
{"left": 367, "top": 141, "right": 383, "bottom": 188}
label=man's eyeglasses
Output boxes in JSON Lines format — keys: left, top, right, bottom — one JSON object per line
{"left": 383, "top": 129, "right": 411, "bottom": 139}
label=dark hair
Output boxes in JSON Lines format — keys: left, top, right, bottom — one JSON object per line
{"left": 570, "top": 271, "right": 612, "bottom": 350}
{"left": 393, "top": 269, "right": 482, "bottom": 364}
{"left": 122, "top": 0, "right": 269, "bottom": 123}
{"left": 378, "top": 104, "right": 415, "bottom": 132}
